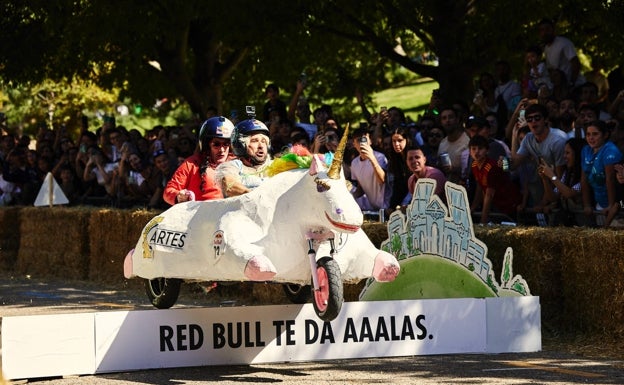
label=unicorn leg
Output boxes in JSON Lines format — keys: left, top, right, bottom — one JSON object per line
{"left": 372, "top": 251, "right": 400, "bottom": 282}
{"left": 244, "top": 255, "right": 277, "bottom": 281}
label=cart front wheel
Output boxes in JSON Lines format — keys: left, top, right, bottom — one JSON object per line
{"left": 145, "top": 277, "right": 182, "bottom": 309}
{"left": 312, "top": 257, "right": 343, "bottom": 321}
{"left": 283, "top": 283, "right": 311, "bottom": 304}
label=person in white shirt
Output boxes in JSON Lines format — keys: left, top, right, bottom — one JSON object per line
{"left": 437, "top": 106, "right": 470, "bottom": 183}
{"left": 538, "top": 18, "right": 585, "bottom": 88}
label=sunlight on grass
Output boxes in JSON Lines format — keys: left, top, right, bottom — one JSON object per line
{"left": 373, "top": 78, "right": 439, "bottom": 122}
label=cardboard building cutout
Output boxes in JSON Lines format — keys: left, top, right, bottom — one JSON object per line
{"left": 360, "top": 178, "right": 531, "bottom": 301}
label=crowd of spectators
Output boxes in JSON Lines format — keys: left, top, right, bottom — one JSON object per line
{"left": 0, "top": 116, "right": 195, "bottom": 210}
{"left": 2, "top": 18, "right": 624, "bottom": 228}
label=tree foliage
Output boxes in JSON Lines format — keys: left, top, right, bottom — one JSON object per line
{"left": 1, "top": 0, "right": 623, "bottom": 130}
{"left": 305, "top": 0, "right": 624, "bottom": 104}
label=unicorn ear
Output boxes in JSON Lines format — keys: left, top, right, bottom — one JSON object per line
{"left": 309, "top": 154, "right": 325, "bottom": 176}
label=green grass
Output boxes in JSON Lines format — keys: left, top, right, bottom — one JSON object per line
{"left": 372, "top": 78, "right": 439, "bottom": 122}
{"left": 359, "top": 254, "right": 497, "bottom": 301}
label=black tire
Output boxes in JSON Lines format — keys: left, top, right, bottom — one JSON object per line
{"left": 282, "top": 283, "right": 311, "bottom": 304}
{"left": 312, "top": 257, "right": 343, "bottom": 321}
{"left": 144, "top": 278, "right": 182, "bottom": 309}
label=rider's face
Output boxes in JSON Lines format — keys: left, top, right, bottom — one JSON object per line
{"left": 246, "top": 133, "right": 269, "bottom": 163}
{"left": 209, "top": 138, "right": 230, "bottom": 165}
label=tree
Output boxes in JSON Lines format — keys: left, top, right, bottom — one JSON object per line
{"left": 0, "top": 1, "right": 309, "bottom": 119}
{"left": 2, "top": 0, "right": 622, "bottom": 128}
{"left": 305, "top": 0, "right": 624, "bottom": 106}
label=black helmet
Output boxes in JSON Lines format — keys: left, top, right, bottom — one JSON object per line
{"left": 231, "top": 119, "right": 269, "bottom": 157}
{"left": 198, "top": 116, "right": 234, "bottom": 152}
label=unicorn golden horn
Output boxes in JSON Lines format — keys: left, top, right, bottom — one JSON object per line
{"left": 327, "top": 122, "right": 350, "bottom": 179}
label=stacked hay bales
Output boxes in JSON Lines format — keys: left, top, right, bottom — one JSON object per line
{"left": 15, "top": 207, "right": 91, "bottom": 280}
{"left": 4, "top": 206, "right": 624, "bottom": 338}
{"left": 0, "top": 207, "right": 20, "bottom": 270}
{"left": 474, "top": 226, "right": 565, "bottom": 330}
{"left": 558, "top": 227, "right": 624, "bottom": 338}
{"left": 88, "top": 209, "right": 155, "bottom": 283}
{"left": 474, "top": 225, "right": 624, "bottom": 337}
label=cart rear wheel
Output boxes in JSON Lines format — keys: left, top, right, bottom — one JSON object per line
{"left": 312, "top": 257, "right": 343, "bottom": 321}
{"left": 144, "top": 277, "right": 182, "bottom": 309}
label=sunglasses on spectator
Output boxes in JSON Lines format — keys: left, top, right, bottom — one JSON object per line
{"left": 525, "top": 114, "right": 543, "bottom": 122}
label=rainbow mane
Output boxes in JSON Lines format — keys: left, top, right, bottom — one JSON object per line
{"left": 267, "top": 144, "right": 320, "bottom": 176}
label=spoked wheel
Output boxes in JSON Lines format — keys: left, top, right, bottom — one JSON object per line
{"left": 312, "top": 257, "right": 343, "bottom": 321}
{"left": 282, "top": 283, "right": 312, "bottom": 304}
{"left": 144, "top": 277, "right": 182, "bottom": 309}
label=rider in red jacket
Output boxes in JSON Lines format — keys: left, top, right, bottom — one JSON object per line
{"left": 163, "top": 116, "right": 235, "bottom": 205}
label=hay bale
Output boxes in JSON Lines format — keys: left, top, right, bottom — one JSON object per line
{"left": 559, "top": 228, "right": 624, "bottom": 336}
{"left": 362, "top": 223, "right": 388, "bottom": 248}
{"left": 15, "top": 206, "right": 91, "bottom": 280}
{"left": 88, "top": 208, "right": 156, "bottom": 283}
{"left": 8, "top": 205, "right": 624, "bottom": 340}
{"left": 0, "top": 207, "right": 20, "bottom": 270}
{"left": 475, "top": 225, "right": 565, "bottom": 329}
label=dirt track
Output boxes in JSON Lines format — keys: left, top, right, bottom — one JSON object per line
{"left": 2, "top": 272, "right": 624, "bottom": 384}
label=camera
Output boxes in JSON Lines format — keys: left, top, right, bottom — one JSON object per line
{"left": 359, "top": 136, "right": 368, "bottom": 144}
{"left": 245, "top": 105, "right": 256, "bottom": 118}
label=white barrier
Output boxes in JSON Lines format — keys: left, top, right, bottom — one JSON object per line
{"left": 2, "top": 297, "right": 540, "bottom": 380}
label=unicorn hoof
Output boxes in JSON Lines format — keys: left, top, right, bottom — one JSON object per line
{"left": 373, "top": 251, "right": 400, "bottom": 282}
{"left": 244, "top": 255, "right": 277, "bottom": 281}
{"left": 123, "top": 249, "right": 135, "bottom": 279}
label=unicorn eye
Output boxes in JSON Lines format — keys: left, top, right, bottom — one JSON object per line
{"left": 314, "top": 177, "right": 330, "bottom": 192}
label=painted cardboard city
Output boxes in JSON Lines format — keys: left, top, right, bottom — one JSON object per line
{"left": 360, "top": 178, "right": 531, "bottom": 301}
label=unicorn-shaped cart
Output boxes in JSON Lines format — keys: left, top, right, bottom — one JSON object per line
{"left": 124, "top": 126, "right": 400, "bottom": 321}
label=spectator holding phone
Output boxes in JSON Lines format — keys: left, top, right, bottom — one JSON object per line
{"left": 538, "top": 138, "right": 586, "bottom": 226}
{"left": 511, "top": 103, "right": 567, "bottom": 216}
{"left": 350, "top": 127, "right": 389, "bottom": 211}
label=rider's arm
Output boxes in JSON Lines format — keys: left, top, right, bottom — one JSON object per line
{"left": 216, "top": 160, "right": 250, "bottom": 198}
{"left": 221, "top": 174, "right": 251, "bottom": 197}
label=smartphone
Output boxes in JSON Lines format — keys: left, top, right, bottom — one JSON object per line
{"left": 380, "top": 106, "right": 387, "bottom": 113}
